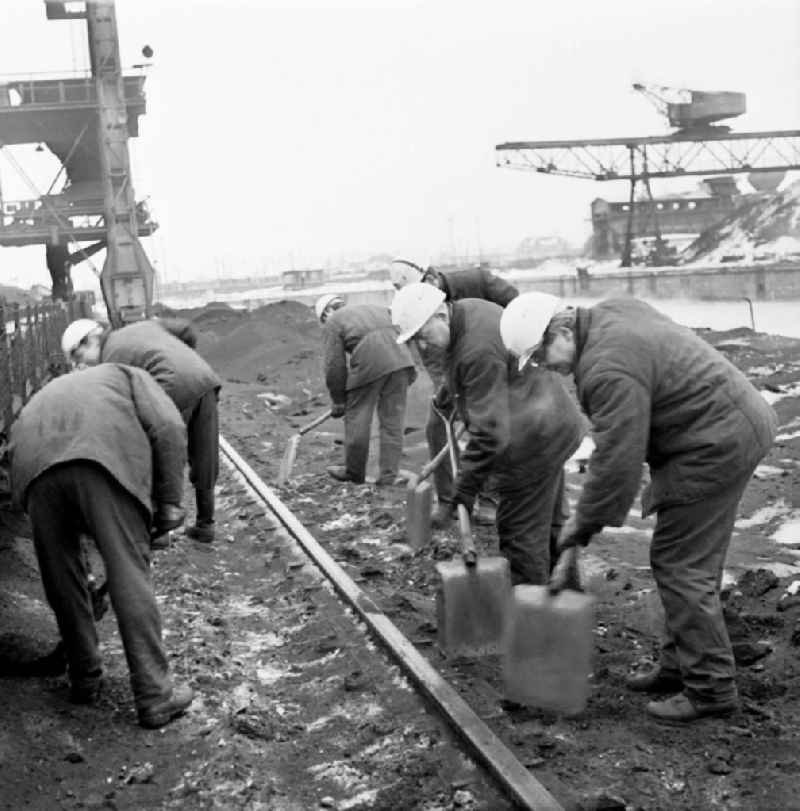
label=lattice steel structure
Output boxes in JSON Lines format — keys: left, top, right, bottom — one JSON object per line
{"left": 0, "top": 1, "right": 156, "bottom": 323}
{"left": 496, "top": 128, "right": 800, "bottom": 265}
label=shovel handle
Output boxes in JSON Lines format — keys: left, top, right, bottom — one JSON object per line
{"left": 442, "top": 416, "right": 460, "bottom": 479}
{"left": 418, "top": 425, "right": 466, "bottom": 483}
{"left": 549, "top": 546, "right": 578, "bottom": 594}
{"left": 457, "top": 504, "right": 477, "bottom": 566}
{"left": 298, "top": 409, "right": 332, "bottom": 435}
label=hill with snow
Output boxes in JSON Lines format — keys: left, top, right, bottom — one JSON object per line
{"left": 679, "top": 180, "right": 800, "bottom": 265}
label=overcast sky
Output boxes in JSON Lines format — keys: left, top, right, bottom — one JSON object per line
{"left": 1, "top": 0, "right": 799, "bottom": 288}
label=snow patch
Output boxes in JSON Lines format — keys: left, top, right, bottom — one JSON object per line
{"left": 754, "top": 464, "right": 787, "bottom": 479}
{"left": 321, "top": 514, "right": 365, "bottom": 531}
{"left": 735, "top": 501, "right": 790, "bottom": 528}
{"left": 761, "top": 384, "right": 800, "bottom": 405}
{"left": 255, "top": 663, "right": 291, "bottom": 685}
{"left": 770, "top": 515, "right": 800, "bottom": 545}
{"left": 308, "top": 760, "right": 369, "bottom": 791}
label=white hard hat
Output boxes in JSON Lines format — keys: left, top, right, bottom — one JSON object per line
{"left": 389, "top": 259, "right": 424, "bottom": 289}
{"left": 391, "top": 282, "right": 446, "bottom": 344}
{"left": 61, "top": 318, "right": 101, "bottom": 357}
{"left": 499, "top": 292, "right": 564, "bottom": 370}
{"left": 314, "top": 293, "right": 344, "bottom": 323}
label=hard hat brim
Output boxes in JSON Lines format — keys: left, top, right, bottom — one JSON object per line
{"left": 517, "top": 346, "right": 538, "bottom": 371}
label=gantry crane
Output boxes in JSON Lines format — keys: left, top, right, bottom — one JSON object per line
{"left": 0, "top": 0, "right": 157, "bottom": 325}
{"left": 496, "top": 85, "right": 800, "bottom": 266}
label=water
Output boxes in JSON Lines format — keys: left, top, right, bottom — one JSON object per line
{"left": 567, "top": 297, "right": 800, "bottom": 339}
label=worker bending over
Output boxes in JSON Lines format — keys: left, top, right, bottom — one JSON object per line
{"left": 500, "top": 293, "right": 777, "bottom": 722}
{"left": 390, "top": 259, "right": 519, "bottom": 525}
{"left": 389, "top": 258, "right": 518, "bottom": 307}
{"left": 392, "top": 283, "right": 584, "bottom": 585}
{"left": 315, "top": 294, "right": 416, "bottom": 485}
{"left": 10, "top": 364, "right": 193, "bottom": 728}
{"left": 61, "top": 318, "right": 222, "bottom": 543}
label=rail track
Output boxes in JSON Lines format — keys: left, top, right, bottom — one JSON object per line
{"left": 219, "top": 434, "right": 564, "bottom": 811}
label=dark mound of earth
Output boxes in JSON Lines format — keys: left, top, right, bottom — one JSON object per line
{"left": 197, "top": 300, "right": 322, "bottom": 387}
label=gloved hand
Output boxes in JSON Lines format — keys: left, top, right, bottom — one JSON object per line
{"left": 431, "top": 385, "right": 454, "bottom": 418}
{"left": 556, "top": 515, "right": 597, "bottom": 552}
{"left": 451, "top": 489, "right": 475, "bottom": 516}
{"left": 330, "top": 402, "right": 346, "bottom": 419}
{"left": 152, "top": 503, "right": 185, "bottom": 537}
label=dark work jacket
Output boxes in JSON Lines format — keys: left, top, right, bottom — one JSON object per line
{"left": 572, "top": 298, "right": 777, "bottom": 534}
{"left": 10, "top": 364, "right": 187, "bottom": 517}
{"left": 155, "top": 316, "right": 198, "bottom": 349}
{"left": 101, "top": 319, "right": 221, "bottom": 419}
{"left": 322, "top": 304, "right": 415, "bottom": 403}
{"left": 449, "top": 299, "right": 585, "bottom": 506}
{"left": 440, "top": 268, "right": 518, "bottom": 308}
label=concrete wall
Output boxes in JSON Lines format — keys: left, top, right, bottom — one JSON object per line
{"left": 164, "top": 263, "right": 800, "bottom": 312}
{"left": 515, "top": 264, "right": 800, "bottom": 301}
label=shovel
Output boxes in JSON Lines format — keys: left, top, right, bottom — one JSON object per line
{"left": 405, "top": 424, "right": 466, "bottom": 550}
{"left": 276, "top": 409, "right": 332, "bottom": 485}
{"left": 502, "top": 547, "right": 595, "bottom": 715}
{"left": 435, "top": 415, "right": 511, "bottom": 657}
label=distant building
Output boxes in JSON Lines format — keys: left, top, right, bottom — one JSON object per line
{"left": 516, "top": 235, "right": 573, "bottom": 260}
{"left": 590, "top": 176, "right": 748, "bottom": 260}
{"left": 281, "top": 269, "right": 326, "bottom": 289}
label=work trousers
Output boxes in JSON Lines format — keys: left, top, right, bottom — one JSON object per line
{"left": 27, "top": 462, "right": 172, "bottom": 709}
{"left": 187, "top": 388, "right": 219, "bottom": 521}
{"left": 186, "top": 388, "right": 220, "bottom": 492}
{"left": 650, "top": 467, "right": 755, "bottom": 705}
{"left": 425, "top": 407, "right": 500, "bottom": 507}
{"left": 495, "top": 464, "right": 570, "bottom": 586}
{"left": 344, "top": 369, "right": 410, "bottom": 481}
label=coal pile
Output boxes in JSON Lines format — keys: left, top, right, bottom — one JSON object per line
{"left": 192, "top": 300, "right": 323, "bottom": 389}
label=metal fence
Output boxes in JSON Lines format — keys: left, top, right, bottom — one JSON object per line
{"left": 0, "top": 298, "right": 92, "bottom": 438}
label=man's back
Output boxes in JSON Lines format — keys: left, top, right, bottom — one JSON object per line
{"left": 576, "top": 297, "right": 777, "bottom": 510}
{"left": 324, "top": 303, "right": 414, "bottom": 391}
{"left": 10, "top": 364, "right": 186, "bottom": 515}
{"left": 441, "top": 268, "right": 518, "bottom": 308}
{"left": 102, "top": 320, "right": 220, "bottom": 414}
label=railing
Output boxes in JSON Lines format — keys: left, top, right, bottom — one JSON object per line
{"left": 0, "top": 298, "right": 92, "bottom": 438}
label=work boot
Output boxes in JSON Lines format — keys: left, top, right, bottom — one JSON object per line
{"left": 327, "top": 465, "right": 365, "bottom": 484}
{"left": 150, "top": 531, "right": 172, "bottom": 550}
{"left": 625, "top": 666, "right": 683, "bottom": 694}
{"left": 186, "top": 522, "right": 215, "bottom": 543}
{"left": 138, "top": 684, "right": 195, "bottom": 729}
{"left": 645, "top": 692, "right": 738, "bottom": 723}
{"left": 431, "top": 501, "right": 454, "bottom": 530}
{"left": 69, "top": 668, "right": 103, "bottom": 704}
{"left": 186, "top": 488, "right": 215, "bottom": 543}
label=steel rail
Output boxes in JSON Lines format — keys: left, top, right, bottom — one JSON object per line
{"left": 219, "top": 434, "right": 564, "bottom": 811}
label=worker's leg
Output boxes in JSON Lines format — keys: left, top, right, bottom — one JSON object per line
{"left": 375, "top": 369, "right": 410, "bottom": 480}
{"left": 186, "top": 389, "right": 220, "bottom": 536}
{"left": 28, "top": 469, "right": 101, "bottom": 691}
{"left": 495, "top": 461, "right": 565, "bottom": 586}
{"left": 650, "top": 470, "right": 754, "bottom": 707}
{"left": 69, "top": 463, "right": 173, "bottom": 709}
{"left": 344, "top": 380, "right": 382, "bottom": 481}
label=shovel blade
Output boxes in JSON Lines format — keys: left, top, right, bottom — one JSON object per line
{"left": 277, "top": 435, "right": 300, "bottom": 485}
{"left": 503, "top": 584, "right": 595, "bottom": 715}
{"left": 406, "top": 479, "right": 433, "bottom": 549}
{"left": 436, "top": 556, "right": 511, "bottom": 657}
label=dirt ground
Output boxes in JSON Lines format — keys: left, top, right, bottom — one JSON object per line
{"left": 2, "top": 300, "right": 800, "bottom": 810}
